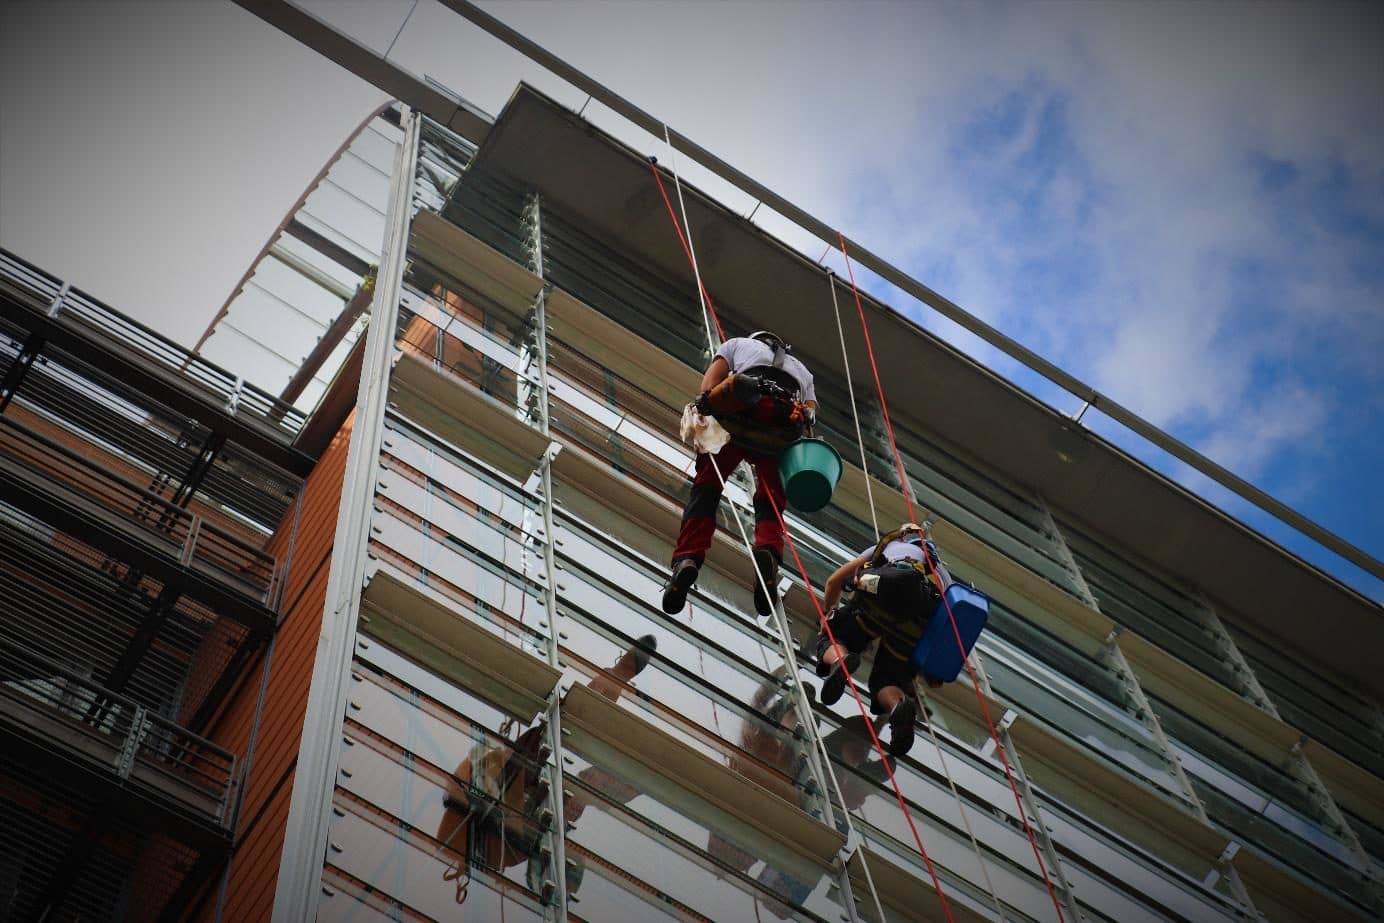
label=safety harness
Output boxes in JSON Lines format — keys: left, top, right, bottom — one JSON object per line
{"left": 701, "top": 339, "right": 811, "bottom": 454}
{"left": 846, "top": 526, "right": 942, "bottom": 660}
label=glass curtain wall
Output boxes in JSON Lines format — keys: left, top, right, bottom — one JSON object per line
{"left": 316, "top": 112, "right": 1377, "bottom": 922}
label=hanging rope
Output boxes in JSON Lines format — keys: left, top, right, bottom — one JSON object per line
{"left": 837, "top": 235, "right": 1067, "bottom": 922}
{"left": 651, "top": 151, "right": 887, "bottom": 923}
{"left": 835, "top": 235, "right": 918, "bottom": 525}
{"left": 916, "top": 683, "right": 1008, "bottom": 921}
{"left": 649, "top": 160, "right": 956, "bottom": 923}
{"left": 825, "top": 265, "right": 1006, "bottom": 919}
{"left": 828, "top": 276, "right": 879, "bottom": 543}
{"left": 650, "top": 139, "right": 724, "bottom": 347}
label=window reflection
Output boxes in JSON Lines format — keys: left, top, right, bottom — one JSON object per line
{"left": 343, "top": 639, "right": 830, "bottom": 921}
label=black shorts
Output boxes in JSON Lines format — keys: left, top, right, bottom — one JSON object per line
{"left": 816, "top": 603, "right": 917, "bottom": 714}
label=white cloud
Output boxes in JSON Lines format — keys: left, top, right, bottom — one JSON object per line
{"left": 445, "top": 0, "right": 1382, "bottom": 561}
{"left": 3, "top": 0, "right": 1377, "bottom": 569}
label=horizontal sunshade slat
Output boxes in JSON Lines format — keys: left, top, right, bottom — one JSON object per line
{"left": 359, "top": 567, "right": 560, "bottom": 723}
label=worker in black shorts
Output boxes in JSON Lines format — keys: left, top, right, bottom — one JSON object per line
{"left": 814, "top": 524, "right": 942, "bottom": 756}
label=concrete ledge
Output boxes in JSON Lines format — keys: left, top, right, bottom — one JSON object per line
{"left": 930, "top": 519, "right": 1113, "bottom": 658}
{"left": 411, "top": 210, "right": 541, "bottom": 315}
{"left": 545, "top": 287, "right": 700, "bottom": 412}
{"left": 389, "top": 350, "right": 549, "bottom": 482}
{"left": 1300, "top": 739, "right": 1384, "bottom": 831}
{"left": 846, "top": 847, "right": 991, "bottom": 923}
{"left": 1232, "top": 844, "right": 1374, "bottom": 923}
{"left": 1118, "top": 632, "right": 1300, "bottom": 766}
{"left": 561, "top": 682, "right": 845, "bottom": 866}
{"left": 1006, "top": 714, "right": 1230, "bottom": 867}
{"left": 360, "top": 568, "right": 560, "bottom": 722}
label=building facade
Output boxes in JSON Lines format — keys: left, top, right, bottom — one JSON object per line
{"left": 256, "top": 82, "right": 1383, "bottom": 921}
{"left": 0, "top": 247, "right": 311, "bottom": 920}
{"left": 4, "top": 27, "right": 1383, "bottom": 923}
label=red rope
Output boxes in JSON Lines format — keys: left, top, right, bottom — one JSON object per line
{"left": 836, "top": 233, "right": 918, "bottom": 526}
{"left": 762, "top": 486, "right": 956, "bottom": 923}
{"left": 648, "top": 162, "right": 725, "bottom": 343}
{"left": 837, "top": 237, "right": 1067, "bottom": 922}
{"left": 650, "top": 160, "right": 956, "bottom": 922}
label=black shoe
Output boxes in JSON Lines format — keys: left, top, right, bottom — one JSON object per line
{"left": 752, "top": 548, "right": 779, "bottom": 617}
{"left": 819, "top": 652, "right": 860, "bottom": 706}
{"left": 888, "top": 699, "right": 918, "bottom": 756}
{"left": 661, "top": 560, "right": 699, "bottom": 614}
{"left": 623, "top": 634, "right": 658, "bottom": 675}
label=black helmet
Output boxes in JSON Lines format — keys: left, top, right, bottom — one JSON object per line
{"left": 748, "top": 330, "right": 785, "bottom": 349}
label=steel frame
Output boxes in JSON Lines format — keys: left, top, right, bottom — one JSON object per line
{"left": 270, "top": 108, "right": 421, "bottom": 923}
{"left": 1039, "top": 501, "right": 1266, "bottom": 921}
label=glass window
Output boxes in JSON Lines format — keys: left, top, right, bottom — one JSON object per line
{"left": 325, "top": 794, "right": 545, "bottom": 921}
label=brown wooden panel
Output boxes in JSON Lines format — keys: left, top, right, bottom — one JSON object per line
{"left": 191, "top": 416, "right": 353, "bottom": 921}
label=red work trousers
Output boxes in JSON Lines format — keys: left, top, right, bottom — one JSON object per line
{"left": 671, "top": 442, "right": 785, "bottom": 565}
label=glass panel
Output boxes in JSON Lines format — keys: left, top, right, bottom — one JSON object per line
{"left": 345, "top": 651, "right": 824, "bottom": 921}
{"left": 382, "top": 421, "right": 540, "bottom": 534}
{"left": 562, "top": 748, "right": 849, "bottom": 922}
{"left": 552, "top": 515, "right": 788, "bottom": 675}
{"left": 326, "top": 794, "right": 545, "bottom": 921}
{"left": 981, "top": 638, "right": 1184, "bottom": 797}
{"left": 368, "top": 512, "right": 548, "bottom": 645}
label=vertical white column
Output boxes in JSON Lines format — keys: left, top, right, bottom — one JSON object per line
{"left": 1038, "top": 501, "right": 1266, "bottom": 920}
{"left": 272, "top": 110, "right": 420, "bottom": 922}
{"left": 523, "top": 193, "right": 570, "bottom": 922}
{"left": 1202, "top": 596, "right": 1382, "bottom": 896}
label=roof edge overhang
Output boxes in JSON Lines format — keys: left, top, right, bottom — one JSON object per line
{"left": 457, "top": 82, "right": 1382, "bottom": 696}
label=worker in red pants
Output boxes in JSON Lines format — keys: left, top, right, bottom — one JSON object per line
{"left": 661, "top": 331, "right": 817, "bottom": 618}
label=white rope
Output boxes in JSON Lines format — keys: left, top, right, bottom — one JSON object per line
{"left": 660, "top": 143, "right": 886, "bottom": 923}
{"left": 828, "top": 275, "right": 879, "bottom": 542}
{"left": 663, "top": 124, "right": 720, "bottom": 354}
{"left": 915, "top": 683, "right": 1008, "bottom": 921}
{"left": 824, "top": 268, "right": 1008, "bottom": 914}
{"left": 704, "top": 449, "right": 887, "bottom": 923}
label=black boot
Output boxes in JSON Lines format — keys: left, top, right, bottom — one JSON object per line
{"left": 819, "top": 651, "right": 860, "bottom": 706}
{"left": 616, "top": 634, "right": 658, "bottom": 677}
{"left": 887, "top": 698, "right": 918, "bottom": 756}
{"left": 661, "top": 559, "right": 699, "bottom": 614}
{"left": 752, "top": 548, "right": 779, "bottom": 617}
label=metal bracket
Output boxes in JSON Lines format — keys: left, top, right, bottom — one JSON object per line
{"left": 115, "top": 705, "right": 147, "bottom": 779}
{"left": 47, "top": 281, "right": 70, "bottom": 318}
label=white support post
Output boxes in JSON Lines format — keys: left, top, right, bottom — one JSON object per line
{"left": 765, "top": 588, "right": 866, "bottom": 923}
{"left": 272, "top": 109, "right": 420, "bottom": 922}
{"left": 1196, "top": 595, "right": 1281, "bottom": 718}
{"left": 1038, "top": 502, "right": 1267, "bottom": 920}
{"left": 1199, "top": 594, "right": 1381, "bottom": 888}
{"left": 964, "top": 652, "right": 1085, "bottom": 923}
{"left": 1199, "top": 592, "right": 1379, "bottom": 890}
{"left": 524, "top": 194, "right": 571, "bottom": 922}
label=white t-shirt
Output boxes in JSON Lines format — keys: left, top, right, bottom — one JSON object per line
{"left": 715, "top": 337, "right": 816, "bottom": 404}
{"left": 858, "top": 540, "right": 926, "bottom": 564}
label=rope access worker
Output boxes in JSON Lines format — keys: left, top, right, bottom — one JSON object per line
{"left": 661, "top": 331, "right": 818, "bottom": 618}
{"left": 814, "top": 523, "right": 945, "bottom": 757}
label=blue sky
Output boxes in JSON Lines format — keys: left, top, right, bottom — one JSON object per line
{"left": 2, "top": 0, "right": 1380, "bottom": 599}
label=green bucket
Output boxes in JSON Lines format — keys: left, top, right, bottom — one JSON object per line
{"left": 779, "top": 438, "right": 843, "bottom": 513}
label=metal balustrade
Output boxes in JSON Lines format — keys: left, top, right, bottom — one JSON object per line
{"left": 0, "top": 636, "right": 237, "bottom": 826}
{"left": 0, "top": 248, "right": 307, "bottom": 439}
{"left": 0, "top": 413, "right": 280, "bottom": 612}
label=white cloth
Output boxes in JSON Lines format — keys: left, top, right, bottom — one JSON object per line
{"left": 715, "top": 337, "right": 817, "bottom": 404}
{"left": 680, "top": 404, "right": 731, "bottom": 455}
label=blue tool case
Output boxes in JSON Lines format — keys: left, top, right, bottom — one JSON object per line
{"left": 912, "top": 583, "right": 990, "bottom": 683}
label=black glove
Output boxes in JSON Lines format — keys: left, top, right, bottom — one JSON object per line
{"left": 693, "top": 390, "right": 712, "bottom": 415}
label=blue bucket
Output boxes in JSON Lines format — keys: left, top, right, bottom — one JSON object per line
{"left": 912, "top": 583, "right": 989, "bottom": 684}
